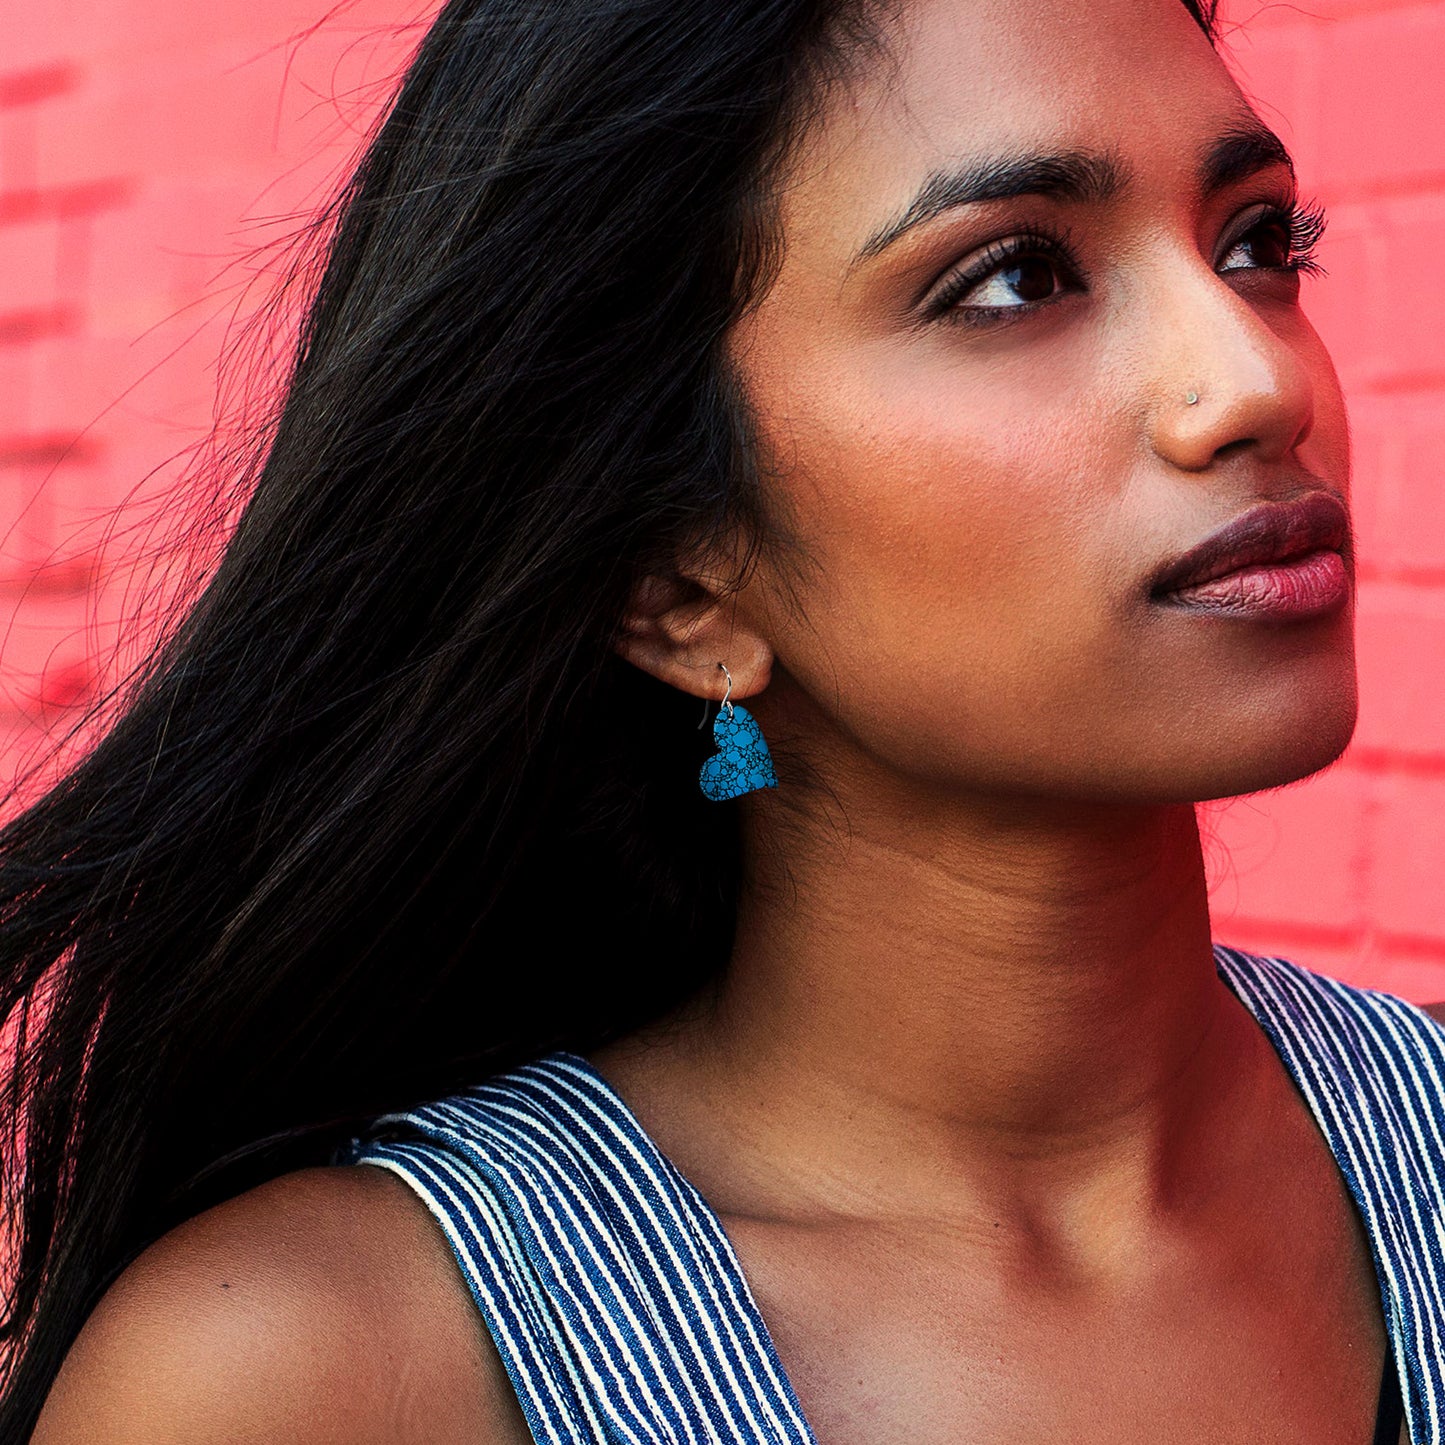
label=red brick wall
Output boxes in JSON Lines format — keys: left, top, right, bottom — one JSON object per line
{"left": 1, "top": 0, "right": 1442, "bottom": 995}
{"left": 0, "top": 0, "right": 432, "bottom": 790}
{"left": 1204, "top": 0, "right": 1445, "bottom": 998}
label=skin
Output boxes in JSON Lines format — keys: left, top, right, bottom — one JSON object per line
{"left": 30, "top": 0, "right": 1422, "bottom": 1441}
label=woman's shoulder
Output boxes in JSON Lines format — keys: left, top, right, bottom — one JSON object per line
{"left": 31, "top": 1164, "right": 532, "bottom": 1445}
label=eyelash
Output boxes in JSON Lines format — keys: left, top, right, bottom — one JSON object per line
{"left": 924, "top": 195, "right": 1331, "bottom": 327}
{"left": 1271, "top": 194, "right": 1330, "bottom": 276}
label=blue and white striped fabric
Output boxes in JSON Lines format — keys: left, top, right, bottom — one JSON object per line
{"left": 345, "top": 943, "right": 1445, "bottom": 1445}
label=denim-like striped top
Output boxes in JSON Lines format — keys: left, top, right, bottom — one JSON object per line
{"left": 345, "top": 943, "right": 1445, "bottom": 1444}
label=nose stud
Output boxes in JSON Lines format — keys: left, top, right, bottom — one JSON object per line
{"left": 1185, "top": 389, "right": 1200, "bottom": 405}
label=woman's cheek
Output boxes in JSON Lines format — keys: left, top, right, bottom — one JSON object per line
{"left": 765, "top": 456, "right": 1107, "bottom": 777}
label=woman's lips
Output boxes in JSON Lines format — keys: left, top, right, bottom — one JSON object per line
{"left": 1147, "top": 491, "right": 1350, "bottom": 596}
{"left": 1153, "top": 546, "right": 1349, "bottom": 620}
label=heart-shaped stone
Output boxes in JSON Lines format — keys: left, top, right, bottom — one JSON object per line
{"left": 699, "top": 703, "right": 778, "bottom": 801}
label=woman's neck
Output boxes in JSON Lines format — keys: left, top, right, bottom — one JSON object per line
{"left": 597, "top": 783, "right": 1279, "bottom": 1266}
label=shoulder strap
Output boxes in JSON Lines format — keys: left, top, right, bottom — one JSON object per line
{"left": 346, "top": 1054, "right": 816, "bottom": 1445}
{"left": 1214, "top": 944, "right": 1445, "bottom": 1445}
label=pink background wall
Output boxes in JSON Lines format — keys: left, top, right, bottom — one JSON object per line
{"left": 1, "top": 0, "right": 1441, "bottom": 995}
{"left": 1198, "top": 0, "right": 1445, "bottom": 998}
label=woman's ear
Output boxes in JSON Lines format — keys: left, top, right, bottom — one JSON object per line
{"left": 612, "top": 568, "right": 773, "bottom": 702}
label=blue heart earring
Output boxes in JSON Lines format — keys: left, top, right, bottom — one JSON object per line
{"left": 697, "top": 662, "right": 778, "bottom": 802}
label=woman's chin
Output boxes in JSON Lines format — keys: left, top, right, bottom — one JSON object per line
{"left": 1189, "top": 686, "right": 1359, "bottom": 802}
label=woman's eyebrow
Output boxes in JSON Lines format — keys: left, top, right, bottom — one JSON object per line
{"left": 854, "top": 150, "right": 1126, "bottom": 263}
{"left": 852, "top": 119, "right": 1296, "bottom": 265}
{"left": 1202, "top": 121, "right": 1296, "bottom": 198}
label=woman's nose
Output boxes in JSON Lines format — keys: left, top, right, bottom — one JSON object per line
{"left": 1147, "top": 264, "right": 1317, "bottom": 473}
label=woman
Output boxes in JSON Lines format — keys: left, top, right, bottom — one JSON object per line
{"left": 1, "top": 0, "right": 1433, "bottom": 1438}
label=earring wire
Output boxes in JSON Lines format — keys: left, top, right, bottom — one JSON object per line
{"left": 697, "top": 662, "right": 736, "bottom": 728}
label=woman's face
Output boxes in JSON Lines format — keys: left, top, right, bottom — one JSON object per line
{"left": 727, "top": 0, "right": 1355, "bottom": 805}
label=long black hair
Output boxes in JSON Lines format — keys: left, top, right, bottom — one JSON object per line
{"left": 0, "top": 0, "right": 1219, "bottom": 1429}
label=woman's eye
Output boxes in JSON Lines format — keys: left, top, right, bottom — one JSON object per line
{"left": 1219, "top": 221, "right": 1288, "bottom": 271}
{"left": 961, "top": 253, "right": 1067, "bottom": 309}
{"left": 924, "top": 228, "right": 1086, "bottom": 322}
{"left": 1217, "top": 200, "right": 1328, "bottom": 278}
{"left": 929, "top": 233, "right": 1081, "bottom": 324}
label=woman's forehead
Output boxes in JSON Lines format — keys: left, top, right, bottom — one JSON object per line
{"left": 775, "top": 0, "right": 1245, "bottom": 248}
{"left": 858, "top": 0, "right": 1224, "bottom": 108}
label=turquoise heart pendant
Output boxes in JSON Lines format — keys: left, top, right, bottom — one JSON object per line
{"left": 699, "top": 703, "right": 778, "bottom": 801}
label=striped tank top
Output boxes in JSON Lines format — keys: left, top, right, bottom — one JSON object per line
{"left": 343, "top": 943, "right": 1443, "bottom": 1443}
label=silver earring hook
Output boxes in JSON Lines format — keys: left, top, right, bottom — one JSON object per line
{"left": 697, "top": 662, "right": 737, "bottom": 728}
